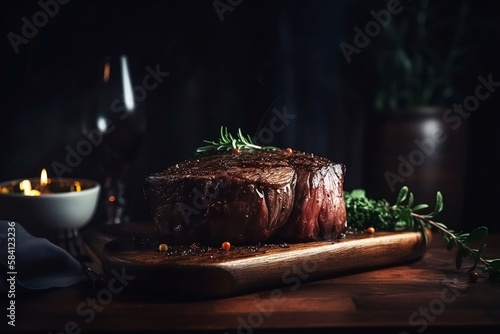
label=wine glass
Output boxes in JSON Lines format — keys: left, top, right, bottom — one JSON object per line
{"left": 80, "top": 54, "right": 147, "bottom": 225}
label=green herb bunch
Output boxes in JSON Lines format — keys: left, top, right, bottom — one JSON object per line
{"left": 345, "top": 186, "right": 500, "bottom": 282}
{"left": 195, "top": 126, "right": 278, "bottom": 156}
{"left": 345, "top": 189, "right": 401, "bottom": 232}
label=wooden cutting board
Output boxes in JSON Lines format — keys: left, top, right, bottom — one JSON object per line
{"left": 82, "top": 222, "right": 432, "bottom": 299}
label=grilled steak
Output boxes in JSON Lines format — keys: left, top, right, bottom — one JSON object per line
{"left": 276, "top": 152, "right": 347, "bottom": 242}
{"left": 143, "top": 149, "right": 347, "bottom": 246}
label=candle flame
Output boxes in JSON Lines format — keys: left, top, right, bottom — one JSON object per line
{"left": 20, "top": 179, "right": 41, "bottom": 196}
{"left": 72, "top": 181, "right": 82, "bottom": 192}
{"left": 20, "top": 180, "right": 30, "bottom": 192}
{"left": 40, "top": 168, "right": 48, "bottom": 186}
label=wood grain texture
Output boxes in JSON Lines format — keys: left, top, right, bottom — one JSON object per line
{"left": 7, "top": 228, "right": 500, "bottom": 334}
{"left": 82, "top": 222, "right": 432, "bottom": 298}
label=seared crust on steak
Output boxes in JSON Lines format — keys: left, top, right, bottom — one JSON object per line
{"left": 143, "top": 150, "right": 346, "bottom": 246}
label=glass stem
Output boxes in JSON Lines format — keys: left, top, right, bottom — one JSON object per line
{"left": 104, "top": 176, "right": 128, "bottom": 224}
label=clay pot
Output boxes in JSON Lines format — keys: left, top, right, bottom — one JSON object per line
{"left": 362, "top": 107, "right": 469, "bottom": 230}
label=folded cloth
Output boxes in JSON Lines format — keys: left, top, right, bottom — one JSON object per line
{"left": 0, "top": 220, "right": 88, "bottom": 293}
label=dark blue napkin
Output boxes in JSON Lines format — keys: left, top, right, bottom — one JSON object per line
{"left": 0, "top": 220, "right": 87, "bottom": 293}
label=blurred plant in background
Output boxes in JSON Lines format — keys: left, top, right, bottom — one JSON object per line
{"left": 371, "top": 0, "right": 473, "bottom": 111}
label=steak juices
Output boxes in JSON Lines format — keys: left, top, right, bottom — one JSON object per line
{"left": 143, "top": 149, "right": 347, "bottom": 246}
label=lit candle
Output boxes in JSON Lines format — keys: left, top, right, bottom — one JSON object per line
{"left": 40, "top": 168, "right": 50, "bottom": 193}
{"left": 19, "top": 179, "right": 40, "bottom": 196}
{"left": 0, "top": 171, "right": 101, "bottom": 236}
{"left": 0, "top": 169, "right": 86, "bottom": 196}
{"left": 18, "top": 168, "right": 50, "bottom": 196}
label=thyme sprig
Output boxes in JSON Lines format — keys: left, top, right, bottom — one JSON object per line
{"left": 345, "top": 186, "right": 500, "bottom": 282}
{"left": 195, "top": 126, "right": 279, "bottom": 156}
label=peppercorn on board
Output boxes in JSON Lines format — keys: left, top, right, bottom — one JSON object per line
{"left": 82, "top": 222, "right": 432, "bottom": 299}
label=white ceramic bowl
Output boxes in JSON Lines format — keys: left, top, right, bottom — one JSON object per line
{"left": 0, "top": 178, "right": 100, "bottom": 237}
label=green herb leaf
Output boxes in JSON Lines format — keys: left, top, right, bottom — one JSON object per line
{"left": 396, "top": 186, "right": 409, "bottom": 205}
{"left": 412, "top": 204, "right": 429, "bottom": 212}
{"left": 464, "top": 227, "right": 488, "bottom": 245}
{"left": 195, "top": 126, "right": 279, "bottom": 156}
{"left": 344, "top": 186, "right": 500, "bottom": 282}
{"left": 350, "top": 189, "right": 366, "bottom": 198}
{"left": 433, "top": 191, "right": 444, "bottom": 216}
{"left": 486, "top": 259, "right": 500, "bottom": 271}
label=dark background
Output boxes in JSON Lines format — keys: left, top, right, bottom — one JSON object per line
{"left": 1, "top": 0, "right": 499, "bottom": 232}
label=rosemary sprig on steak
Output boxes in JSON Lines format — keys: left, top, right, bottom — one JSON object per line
{"left": 195, "top": 126, "right": 279, "bottom": 155}
{"left": 345, "top": 186, "right": 500, "bottom": 282}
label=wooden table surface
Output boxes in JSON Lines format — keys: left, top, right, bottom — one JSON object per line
{"left": 4, "top": 226, "right": 500, "bottom": 334}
